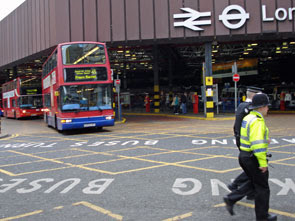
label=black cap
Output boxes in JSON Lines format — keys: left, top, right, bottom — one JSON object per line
{"left": 247, "top": 86, "right": 263, "bottom": 93}
{"left": 249, "top": 93, "right": 270, "bottom": 109}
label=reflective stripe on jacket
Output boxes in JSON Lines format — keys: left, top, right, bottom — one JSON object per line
{"left": 240, "top": 110, "right": 269, "bottom": 167}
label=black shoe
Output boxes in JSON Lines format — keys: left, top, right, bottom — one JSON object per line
{"left": 227, "top": 183, "right": 238, "bottom": 191}
{"left": 223, "top": 197, "right": 235, "bottom": 216}
{"left": 256, "top": 214, "right": 277, "bottom": 221}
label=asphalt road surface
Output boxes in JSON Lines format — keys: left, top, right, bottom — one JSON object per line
{"left": 0, "top": 114, "right": 294, "bottom": 221}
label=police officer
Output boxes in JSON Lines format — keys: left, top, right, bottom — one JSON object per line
{"left": 226, "top": 93, "right": 277, "bottom": 221}
{"left": 223, "top": 87, "right": 260, "bottom": 215}
{"left": 228, "top": 87, "right": 262, "bottom": 194}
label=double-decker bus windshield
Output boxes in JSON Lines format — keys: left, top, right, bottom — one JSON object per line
{"left": 60, "top": 84, "right": 112, "bottom": 112}
{"left": 18, "top": 95, "right": 42, "bottom": 109}
{"left": 18, "top": 77, "right": 42, "bottom": 109}
{"left": 62, "top": 44, "right": 106, "bottom": 65}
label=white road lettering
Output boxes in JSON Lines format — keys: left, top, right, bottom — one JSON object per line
{"left": 83, "top": 179, "right": 114, "bottom": 195}
{"left": 44, "top": 178, "right": 80, "bottom": 194}
{"left": 269, "top": 178, "right": 295, "bottom": 195}
{"left": 172, "top": 178, "right": 202, "bottom": 195}
{"left": 172, "top": 178, "right": 295, "bottom": 196}
{"left": 0, "top": 179, "right": 27, "bottom": 193}
{"left": 17, "top": 178, "right": 54, "bottom": 193}
{"left": 211, "top": 179, "right": 230, "bottom": 196}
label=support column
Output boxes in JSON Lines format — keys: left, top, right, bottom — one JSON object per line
{"left": 153, "top": 45, "right": 160, "bottom": 113}
{"left": 205, "top": 42, "right": 214, "bottom": 118}
{"left": 168, "top": 52, "right": 173, "bottom": 91}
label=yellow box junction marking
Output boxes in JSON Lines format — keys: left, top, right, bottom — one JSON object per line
{"left": 73, "top": 201, "right": 123, "bottom": 220}
{"left": 162, "top": 212, "right": 193, "bottom": 221}
{"left": 0, "top": 210, "right": 43, "bottom": 221}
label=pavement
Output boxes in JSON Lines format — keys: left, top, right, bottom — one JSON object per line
{"left": 0, "top": 112, "right": 294, "bottom": 220}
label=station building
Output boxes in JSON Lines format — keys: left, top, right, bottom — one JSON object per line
{"left": 0, "top": 0, "right": 295, "bottom": 115}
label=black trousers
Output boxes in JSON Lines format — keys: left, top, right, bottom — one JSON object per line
{"left": 227, "top": 172, "right": 254, "bottom": 203}
{"left": 239, "top": 151, "right": 270, "bottom": 220}
{"left": 232, "top": 171, "right": 249, "bottom": 187}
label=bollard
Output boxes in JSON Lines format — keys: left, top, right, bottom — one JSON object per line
{"left": 193, "top": 93, "right": 199, "bottom": 114}
{"left": 145, "top": 94, "right": 151, "bottom": 112}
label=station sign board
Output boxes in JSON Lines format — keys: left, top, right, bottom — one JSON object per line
{"left": 174, "top": 4, "right": 295, "bottom": 31}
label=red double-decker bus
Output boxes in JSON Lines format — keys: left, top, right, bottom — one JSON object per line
{"left": 42, "top": 41, "right": 114, "bottom": 131}
{"left": 2, "top": 77, "right": 43, "bottom": 119}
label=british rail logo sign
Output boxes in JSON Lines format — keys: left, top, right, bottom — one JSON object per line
{"left": 174, "top": 4, "right": 295, "bottom": 31}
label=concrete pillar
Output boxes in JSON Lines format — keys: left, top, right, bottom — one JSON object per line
{"left": 168, "top": 52, "right": 173, "bottom": 91}
{"left": 153, "top": 45, "right": 160, "bottom": 113}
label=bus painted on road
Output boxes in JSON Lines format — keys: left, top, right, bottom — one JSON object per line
{"left": 2, "top": 77, "right": 43, "bottom": 119}
{"left": 42, "top": 41, "right": 114, "bottom": 131}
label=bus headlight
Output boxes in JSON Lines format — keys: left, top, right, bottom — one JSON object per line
{"left": 22, "top": 110, "right": 26, "bottom": 113}
{"left": 105, "top": 116, "right": 113, "bottom": 120}
{"left": 61, "top": 119, "right": 72, "bottom": 123}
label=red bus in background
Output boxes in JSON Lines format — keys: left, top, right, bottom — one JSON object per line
{"left": 2, "top": 77, "right": 43, "bottom": 119}
{"left": 42, "top": 41, "right": 114, "bottom": 131}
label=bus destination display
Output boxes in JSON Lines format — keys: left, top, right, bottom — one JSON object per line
{"left": 75, "top": 69, "right": 97, "bottom": 81}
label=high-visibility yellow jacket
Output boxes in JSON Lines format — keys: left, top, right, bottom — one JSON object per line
{"left": 240, "top": 110, "right": 269, "bottom": 167}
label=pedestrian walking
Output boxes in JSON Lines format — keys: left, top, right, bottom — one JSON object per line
{"left": 172, "top": 94, "right": 179, "bottom": 114}
{"left": 224, "top": 93, "right": 277, "bottom": 221}
{"left": 181, "top": 92, "right": 187, "bottom": 114}
{"left": 144, "top": 93, "right": 150, "bottom": 112}
{"left": 227, "top": 87, "right": 261, "bottom": 197}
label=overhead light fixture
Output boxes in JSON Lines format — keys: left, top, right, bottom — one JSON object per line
{"left": 251, "top": 43, "right": 258, "bottom": 46}
{"left": 243, "top": 52, "right": 249, "bottom": 55}
{"left": 290, "top": 42, "right": 295, "bottom": 44}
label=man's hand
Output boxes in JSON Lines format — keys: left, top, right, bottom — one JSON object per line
{"left": 259, "top": 167, "right": 268, "bottom": 173}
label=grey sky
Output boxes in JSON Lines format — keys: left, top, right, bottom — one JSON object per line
{"left": 0, "top": 0, "right": 26, "bottom": 21}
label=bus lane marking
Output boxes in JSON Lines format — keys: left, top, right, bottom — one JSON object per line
{"left": 214, "top": 202, "right": 295, "bottom": 219}
{"left": 73, "top": 201, "right": 123, "bottom": 220}
{"left": 162, "top": 212, "right": 193, "bottom": 221}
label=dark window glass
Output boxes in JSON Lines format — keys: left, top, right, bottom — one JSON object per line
{"left": 44, "top": 93, "right": 51, "bottom": 107}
